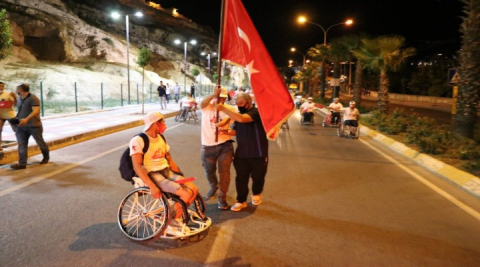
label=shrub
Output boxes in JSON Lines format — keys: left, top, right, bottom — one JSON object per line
{"left": 406, "top": 117, "right": 451, "bottom": 154}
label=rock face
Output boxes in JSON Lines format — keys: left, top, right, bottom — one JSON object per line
{"left": 0, "top": 0, "right": 221, "bottom": 90}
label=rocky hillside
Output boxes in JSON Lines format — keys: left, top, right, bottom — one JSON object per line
{"left": 0, "top": 0, "right": 225, "bottom": 94}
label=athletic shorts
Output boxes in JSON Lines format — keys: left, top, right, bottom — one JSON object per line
{"left": 344, "top": 120, "right": 358, "bottom": 127}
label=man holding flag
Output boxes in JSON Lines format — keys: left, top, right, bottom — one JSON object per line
{"left": 219, "top": 0, "right": 294, "bottom": 141}
{"left": 217, "top": 92, "right": 268, "bottom": 211}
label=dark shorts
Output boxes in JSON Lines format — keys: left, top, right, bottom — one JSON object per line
{"left": 344, "top": 120, "right": 358, "bottom": 127}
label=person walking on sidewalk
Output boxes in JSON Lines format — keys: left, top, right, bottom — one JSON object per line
{"left": 0, "top": 81, "right": 17, "bottom": 152}
{"left": 157, "top": 81, "right": 167, "bottom": 109}
{"left": 173, "top": 82, "right": 181, "bottom": 103}
{"left": 217, "top": 92, "right": 269, "bottom": 212}
{"left": 166, "top": 83, "right": 172, "bottom": 104}
{"left": 10, "top": 84, "right": 50, "bottom": 170}
{"left": 200, "top": 86, "right": 235, "bottom": 210}
{"left": 190, "top": 83, "right": 196, "bottom": 98}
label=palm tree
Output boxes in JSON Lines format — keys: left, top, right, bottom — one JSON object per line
{"left": 352, "top": 35, "right": 416, "bottom": 113}
{"left": 328, "top": 38, "right": 353, "bottom": 99}
{"left": 338, "top": 34, "right": 369, "bottom": 106}
{"left": 454, "top": 0, "right": 480, "bottom": 138}
{"left": 308, "top": 44, "right": 329, "bottom": 99}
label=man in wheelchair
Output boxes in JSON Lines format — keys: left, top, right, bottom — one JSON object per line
{"left": 328, "top": 97, "right": 343, "bottom": 125}
{"left": 178, "top": 93, "right": 197, "bottom": 121}
{"left": 300, "top": 97, "right": 316, "bottom": 123}
{"left": 130, "top": 111, "right": 198, "bottom": 235}
{"left": 342, "top": 101, "right": 360, "bottom": 137}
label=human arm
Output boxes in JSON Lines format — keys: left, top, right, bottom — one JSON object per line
{"left": 18, "top": 106, "right": 40, "bottom": 126}
{"left": 217, "top": 104, "right": 253, "bottom": 123}
{"left": 165, "top": 151, "right": 183, "bottom": 175}
{"left": 200, "top": 85, "right": 221, "bottom": 109}
{"left": 10, "top": 92, "right": 17, "bottom": 106}
{"left": 131, "top": 153, "right": 162, "bottom": 199}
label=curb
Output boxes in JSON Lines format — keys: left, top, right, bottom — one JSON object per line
{"left": 0, "top": 111, "right": 178, "bottom": 165}
{"left": 317, "top": 108, "right": 480, "bottom": 199}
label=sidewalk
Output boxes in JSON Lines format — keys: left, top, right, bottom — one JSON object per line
{"left": 0, "top": 102, "right": 181, "bottom": 165}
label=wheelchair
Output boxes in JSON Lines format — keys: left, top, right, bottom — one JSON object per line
{"left": 118, "top": 177, "right": 211, "bottom": 242}
{"left": 322, "top": 111, "right": 342, "bottom": 128}
{"left": 300, "top": 111, "right": 314, "bottom": 125}
{"left": 175, "top": 105, "right": 198, "bottom": 123}
{"left": 337, "top": 121, "right": 360, "bottom": 139}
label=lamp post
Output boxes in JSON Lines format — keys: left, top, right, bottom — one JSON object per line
{"left": 298, "top": 16, "right": 353, "bottom": 99}
{"left": 111, "top": 11, "right": 143, "bottom": 104}
{"left": 298, "top": 16, "right": 353, "bottom": 45}
{"left": 290, "top": 47, "right": 306, "bottom": 66}
{"left": 174, "top": 39, "right": 197, "bottom": 95}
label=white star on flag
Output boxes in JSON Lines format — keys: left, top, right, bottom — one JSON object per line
{"left": 246, "top": 60, "right": 259, "bottom": 79}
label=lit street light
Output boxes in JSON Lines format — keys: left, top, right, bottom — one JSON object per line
{"left": 174, "top": 39, "right": 197, "bottom": 95}
{"left": 290, "top": 47, "right": 306, "bottom": 66}
{"left": 298, "top": 16, "right": 353, "bottom": 45}
{"left": 111, "top": 11, "right": 143, "bottom": 104}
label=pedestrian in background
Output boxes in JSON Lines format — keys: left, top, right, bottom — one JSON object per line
{"left": 0, "top": 81, "right": 17, "bottom": 152}
{"left": 200, "top": 86, "right": 235, "bottom": 210}
{"left": 173, "top": 82, "right": 181, "bottom": 103}
{"left": 10, "top": 83, "right": 50, "bottom": 170}
{"left": 166, "top": 83, "right": 171, "bottom": 104}
{"left": 157, "top": 81, "right": 167, "bottom": 109}
{"left": 217, "top": 92, "right": 269, "bottom": 212}
{"left": 190, "top": 83, "right": 196, "bottom": 98}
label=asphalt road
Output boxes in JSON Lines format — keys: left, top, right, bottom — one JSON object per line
{"left": 1, "top": 111, "right": 480, "bottom": 266}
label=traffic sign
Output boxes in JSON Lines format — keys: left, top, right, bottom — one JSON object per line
{"left": 448, "top": 68, "right": 459, "bottom": 86}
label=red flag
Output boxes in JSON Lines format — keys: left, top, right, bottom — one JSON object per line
{"left": 221, "top": 0, "right": 294, "bottom": 140}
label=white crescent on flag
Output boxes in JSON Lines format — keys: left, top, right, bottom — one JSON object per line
{"left": 237, "top": 27, "right": 251, "bottom": 53}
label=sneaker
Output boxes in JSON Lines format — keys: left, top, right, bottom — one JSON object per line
{"left": 204, "top": 188, "right": 217, "bottom": 200}
{"left": 166, "top": 218, "right": 190, "bottom": 236}
{"left": 252, "top": 194, "right": 263, "bottom": 206}
{"left": 230, "top": 202, "right": 247, "bottom": 212}
{"left": 10, "top": 163, "right": 26, "bottom": 170}
{"left": 40, "top": 158, "right": 49, "bottom": 164}
{"left": 218, "top": 201, "right": 229, "bottom": 210}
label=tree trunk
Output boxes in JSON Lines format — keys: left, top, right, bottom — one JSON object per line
{"left": 377, "top": 71, "right": 390, "bottom": 114}
{"left": 319, "top": 60, "right": 326, "bottom": 99}
{"left": 353, "top": 61, "right": 363, "bottom": 106}
{"left": 332, "top": 61, "right": 341, "bottom": 99}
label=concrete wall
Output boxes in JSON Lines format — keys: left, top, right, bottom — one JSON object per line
{"left": 368, "top": 91, "right": 452, "bottom": 105}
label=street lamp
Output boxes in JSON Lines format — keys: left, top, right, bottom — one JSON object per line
{"left": 298, "top": 16, "right": 353, "bottom": 45}
{"left": 111, "top": 11, "right": 143, "bottom": 104}
{"left": 174, "top": 39, "right": 197, "bottom": 95}
{"left": 290, "top": 47, "right": 306, "bottom": 66}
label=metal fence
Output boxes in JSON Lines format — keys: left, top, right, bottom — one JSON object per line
{"left": 25, "top": 82, "right": 217, "bottom": 117}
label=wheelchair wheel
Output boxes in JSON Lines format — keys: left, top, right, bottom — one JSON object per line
{"left": 189, "top": 193, "right": 206, "bottom": 214}
{"left": 118, "top": 187, "right": 170, "bottom": 241}
{"left": 174, "top": 111, "right": 182, "bottom": 122}
{"left": 337, "top": 123, "right": 345, "bottom": 137}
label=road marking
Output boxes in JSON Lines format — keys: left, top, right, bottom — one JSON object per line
{"left": 206, "top": 220, "right": 235, "bottom": 264}
{"left": 0, "top": 124, "right": 184, "bottom": 197}
{"left": 360, "top": 139, "right": 480, "bottom": 221}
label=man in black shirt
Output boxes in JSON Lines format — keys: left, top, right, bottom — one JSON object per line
{"left": 157, "top": 81, "right": 167, "bottom": 109}
{"left": 217, "top": 92, "right": 268, "bottom": 211}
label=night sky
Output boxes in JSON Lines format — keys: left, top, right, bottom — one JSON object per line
{"left": 154, "top": 0, "right": 465, "bottom": 66}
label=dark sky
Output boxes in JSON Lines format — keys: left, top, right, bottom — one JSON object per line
{"left": 154, "top": 0, "right": 465, "bottom": 66}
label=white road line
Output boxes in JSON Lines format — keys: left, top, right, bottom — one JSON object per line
{"left": 360, "top": 138, "right": 480, "bottom": 221}
{"left": 0, "top": 124, "right": 184, "bottom": 197}
{"left": 206, "top": 220, "right": 235, "bottom": 264}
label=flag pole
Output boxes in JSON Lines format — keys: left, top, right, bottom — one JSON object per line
{"left": 215, "top": 0, "right": 227, "bottom": 142}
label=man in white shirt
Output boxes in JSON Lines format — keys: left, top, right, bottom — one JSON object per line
{"left": 300, "top": 97, "right": 316, "bottom": 123}
{"left": 200, "top": 86, "right": 235, "bottom": 210}
{"left": 328, "top": 97, "right": 343, "bottom": 124}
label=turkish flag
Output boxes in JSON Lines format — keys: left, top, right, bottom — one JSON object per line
{"left": 221, "top": 0, "right": 294, "bottom": 140}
